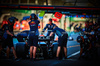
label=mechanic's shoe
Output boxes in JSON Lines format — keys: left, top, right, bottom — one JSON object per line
{"left": 62, "top": 57, "right": 68, "bottom": 60}
{"left": 15, "top": 58, "right": 20, "bottom": 61}
{"left": 64, "top": 56, "right": 68, "bottom": 59}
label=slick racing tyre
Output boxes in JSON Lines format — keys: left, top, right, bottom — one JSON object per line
{"left": 16, "top": 42, "right": 29, "bottom": 59}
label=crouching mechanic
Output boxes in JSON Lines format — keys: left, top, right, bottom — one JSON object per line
{"left": 2, "top": 17, "right": 19, "bottom": 61}
{"left": 28, "top": 13, "right": 40, "bottom": 61}
{"left": 49, "top": 25, "right": 68, "bottom": 59}
{"left": 42, "top": 18, "right": 56, "bottom": 40}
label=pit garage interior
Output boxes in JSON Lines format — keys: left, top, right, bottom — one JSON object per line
{"left": 0, "top": 1, "right": 100, "bottom": 66}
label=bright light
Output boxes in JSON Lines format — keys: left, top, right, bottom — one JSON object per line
{"left": 73, "top": 17, "right": 85, "bottom": 21}
{"left": 31, "top": 10, "right": 34, "bottom": 13}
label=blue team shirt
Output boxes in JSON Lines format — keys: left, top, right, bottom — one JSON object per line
{"left": 29, "top": 20, "right": 40, "bottom": 35}
{"left": 43, "top": 23, "right": 56, "bottom": 31}
{"left": 52, "top": 27, "right": 67, "bottom": 37}
{"left": 2, "top": 24, "right": 14, "bottom": 39}
{"left": 43, "top": 23, "right": 56, "bottom": 36}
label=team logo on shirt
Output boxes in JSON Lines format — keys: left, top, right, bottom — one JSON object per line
{"left": 48, "top": 25, "right": 53, "bottom": 28}
{"left": 48, "top": 25, "right": 50, "bottom": 28}
{"left": 51, "top": 25, "right": 53, "bottom": 28}
{"left": 30, "top": 21, "right": 36, "bottom": 26}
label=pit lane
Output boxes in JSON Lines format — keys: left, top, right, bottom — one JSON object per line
{"left": 13, "top": 31, "right": 80, "bottom": 58}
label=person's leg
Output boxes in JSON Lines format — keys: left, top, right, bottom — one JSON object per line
{"left": 11, "top": 47, "right": 17, "bottom": 59}
{"left": 28, "top": 35, "right": 34, "bottom": 59}
{"left": 30, "top": 46, "right": 34, "bottom": 59}
{"left": 78, "top": 43, "right": 83, "bottom": 59}
{"left": 63, "top": 47, "right": 67, "bottom": 58}
{"left": 80, "top": 48, "right": 83, "bottom": 56}
{"left": 56, "top": 46, "right": 61, "bottom": 57}
{"left": 6, "top": 47, "right": 10, "bottom": 58}
{"left": 32, "top": 35, "right": 38, "bottom": 59}
{"left": 56, "top": 37, "right": 62, "bottom": 58}
{"left": 78, "top": 48, "right": 83, "bottom": 60}
{"left": 7, "top": 37, "right": 18, "bottom": 59}
{"left": 63, "top": 35, "right": 68, "bottom": 58}
{"left": 33, "top": 46, "right": 37, "bottom": 59}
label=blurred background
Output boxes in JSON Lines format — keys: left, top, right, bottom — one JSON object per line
{"left": 0, "top": 0, "right": 100, "bottom": 34}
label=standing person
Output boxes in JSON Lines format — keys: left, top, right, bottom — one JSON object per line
{"left": 84, "top": 21, "right": 90, "bottom": 33}
{"left": 69, "top": 23, "right": 74, "bottom": 30}
{"left": 42, "top": 18, "right": 56, "bottom": 40}
{"left": 2, "top": 17, "right": 19, "bottom": 61}
{"left": 25, "top": 18, "right": 30, "bottom": 30}
{"left": 1, "top": 16, "right": 8, "bottom": 27}
{"left": 49, "top": 25, "right": 68, "bottom": 60}
{"left": 13, "top": 20, "right": 20, "bottom": 30}
{"left": 69, "top": 23, "right": 74, "bottom": 31}
{"left": 0, "top": 29, "right": 3, "bottom": 58}
{"left": 79, "top": 23, "right": 83, "bottom": 31}
{"left": 28, "top": 13, "right": 40, "bottom": 61}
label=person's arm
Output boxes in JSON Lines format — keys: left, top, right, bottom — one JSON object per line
{"left": 38, "top": 24, "right": 40, "bottom": 29}
{"left": 4, "top": 24, "right": 14, "bottom": 37}
{"left": 6, "top": 30, "right": 14, "bottom": 36}
{"left": 49, "top": 32, "right": 54, "bottom": 36}
{"left": 42, "top": 24, "right": 48, "bottom": 32}
{"left": 74, "top": 24, "right": 78, "bottom": 29}
{"left": 49, "top": 28, "right": 56, "bottom": 36}
{"left": 38, "top": 20, "right": 40, "bottom": 24}
{"left": 37, "top": 20, "right": 40, "bottom": 29}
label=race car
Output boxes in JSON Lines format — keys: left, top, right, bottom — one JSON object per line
{"left": 14, "top": 30, "right": 73, "bottom": 59}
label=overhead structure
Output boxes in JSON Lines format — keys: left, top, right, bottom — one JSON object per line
{"left": 0, "top": 4, "right": 100, "bottom": 15}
